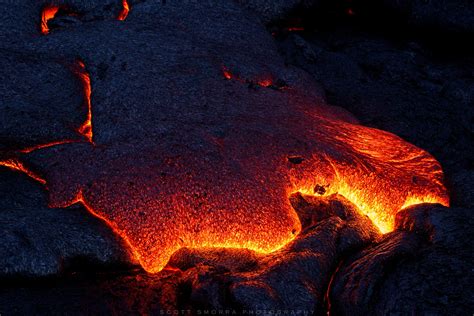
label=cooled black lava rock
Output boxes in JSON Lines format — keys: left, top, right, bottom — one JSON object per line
{"left": 0, "top": 169, "right": 135, "bottom": 277}
{"left": 329, "top": 204, "right": 474, "bottom": 315}
{"left": 236, "top": 0, "right": 320, "bottom": 24}
{"left": 1, "top": 0, "right": 124, "bottom": 41}
{"left": 0, "top": 54, "right": 87, "bottom": 153}
{"left": 383, "top": 0, "right": 474, "bottom": 33}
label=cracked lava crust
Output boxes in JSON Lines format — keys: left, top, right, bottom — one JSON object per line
{"left": 0, "top": 0, "right": 448, "bottom": 273}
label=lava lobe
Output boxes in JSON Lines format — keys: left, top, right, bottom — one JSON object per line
{"left": 3, "top": 0, "right": 448, "bottom": 273}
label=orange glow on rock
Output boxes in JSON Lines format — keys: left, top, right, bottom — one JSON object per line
{"left": 0, "top": 159, "right": 46, "bottom": 185}
{"left": 222, "top": 67, "right": 276, "bottom": 89}
{"left": 222, "top": 66, "right": 233, "bottom": 80}
{"left": 76, "top": 61, "right": 94, "bottom": 144}
{"left": 290, "top": 117, "right": 449, "bottom": 234}
{"left": 41, "top": 6, "right": 59, "bottom": 34}
{"left": 19, "top": 140, "right": 78, "bottom": 154}
{"left": 257, "top": 79, "right": 273, "bottom": 87}
{"left": 117, "top": 0, "right": 130, "bottom": 21}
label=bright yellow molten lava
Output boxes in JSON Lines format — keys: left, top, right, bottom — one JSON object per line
{"left": 291, "top": 117, "right": 449, "bottom": 234}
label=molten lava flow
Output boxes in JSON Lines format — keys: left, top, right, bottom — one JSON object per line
{"left": 0, "top": 159, "right": 46, "bottom": 185}
{"left": 117, "top": 0, "right": 130, "bottom": 21}
{"left": 41, "top": 6, "right": 59, "bottom": 34}
{"left": 291, "top": 117, "right": 449, "bottom": 234}
{"left": 76, "top": 61, "right": 94, "bottom": 144}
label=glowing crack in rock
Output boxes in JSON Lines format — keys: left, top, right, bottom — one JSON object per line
{"left": 0, "top": 159, "right": 46, "bottom": 185}
{"left": 117, "top": 0, "right": 130, "bottom": 21}
{"left": 40, "top": 5, "right": 59, "bottom": 34}
{"left": 6, "top": 1, "right": 449, "bottom": 273}
{"left": 75, "top": 61, "right": 94, "bottom": 144}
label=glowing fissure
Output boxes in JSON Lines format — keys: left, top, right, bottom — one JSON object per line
{"left": 325, "top": 260, "right": 344, "bottom": 316}
{"left": 19, "top": 140, "right": 78, "bottom": 154}
{"left": 76, "top": 61, "right": 94, "bottom": 144}
{"left": 41, "top": 5, "right": 59, "bottom": 34}
{"left": 0, "top": 159, "right": 46, "bottom": 185}
{"left": 117, "top": 0, "right": 130, "bottom": 21}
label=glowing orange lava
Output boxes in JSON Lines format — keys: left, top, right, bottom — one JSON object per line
{"left": 290, "top": 117, "right": 449, "bottom": 233}
{"left": 76, "top": 61, "right": 94, "bottom": 144}
{"left": 117, "top": 0, "right": 130, "bottom": 21}
{"left": 0, "top": 159, "right": 46, "bottom": 185}
{"left": 41, "top": 6, "right": 59, "bottom": 34}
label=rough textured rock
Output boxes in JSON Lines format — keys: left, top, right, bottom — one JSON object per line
{"left": 329, "top": 204, "right": 474, "bottom": 315}
{"left": 228, "top": 204, "right": 379, "bottom": 312}
{"left": 0, "top": 0, "right": 472, "bottom": 314}
{"left": 1, "top": 0, "right": 125, "bottom": 42}
{"left": 236, "top": 0, "right": 320, "bottom": 24}
{"left": 0, "top": 54, "right": 86, "bottom": 152}
{"left": 1, "top": 0, "right": 448, "bottom": 274}
{"left": 277, "top": 28, "right": 474, "bottom": 177}
{"left": 0, "top": 194, "right": 379, "bottom": 314}
{"left": 383, "top": 0, "right": 474, "bottom": 33}
{"left": 0, "top": 169, "right": 135, "bottom": 277}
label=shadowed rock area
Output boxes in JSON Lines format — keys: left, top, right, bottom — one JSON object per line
{"left": 329, "top": 205, "right": 474, "bottom": 315}
{"left": 0, "top": 169, "right": 135, "bottom": 277}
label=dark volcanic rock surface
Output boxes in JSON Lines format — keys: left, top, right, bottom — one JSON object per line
{"left": 0, "top": 169, "right": 134, "bottom": 277}
{"left": 330, "top": 204, "right": 474, "bottom": 315}
{"left": 383, "top": 0, "right": 474, "bottom": 33}
{"left": 0, "top": 54, "right": 86, "bottom": 152}
{"left": 236, "top": 0, "right": 320, "bottom": 24}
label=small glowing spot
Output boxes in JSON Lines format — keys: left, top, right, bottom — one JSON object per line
{"left": 222, "top": 66, "right": 232, "bottom": 80}
{"left": 41, "top": 6, "right": 59, "bottom": 34}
